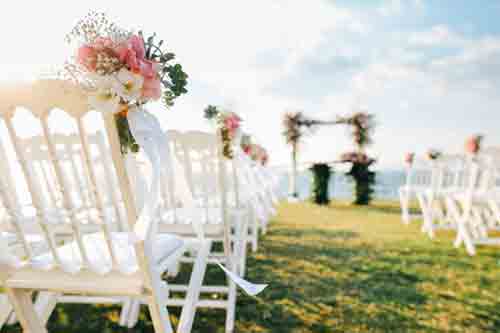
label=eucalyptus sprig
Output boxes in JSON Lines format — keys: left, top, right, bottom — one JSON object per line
{"left": 139, "top": 31, "right": 189, "bottom": 109}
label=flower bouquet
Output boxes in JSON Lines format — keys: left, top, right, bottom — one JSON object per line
{"left": 465, "top": 134, "right": 483, "bottom": 155}
{"left": 282, "top": 111, "right": 304, "bottom": 146}
{"left": 404, "top": 152, "right": 415, "bottom": 166}
{"left": 337, "top": 112, "right": 375, "bottom": 149}
{"left": 63, "top": 11, "right": 188, "bottom": 153}
{"left": 203, "top": 105, "right": 242, "bottom": 159}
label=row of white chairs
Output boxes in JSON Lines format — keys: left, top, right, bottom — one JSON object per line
{"left": 399, "top": 148, "right": 500, "bottom": 255}
{"left": 0, "top": 79, "right": 279, "bottom": 333}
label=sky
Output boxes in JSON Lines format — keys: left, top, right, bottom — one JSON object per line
{"left": 1, "top": 0, "right": 499, "bottom": 169}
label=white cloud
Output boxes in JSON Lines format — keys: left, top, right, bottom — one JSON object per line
{"left": 409, "top": 25, "right": 464, "bottom": 47}
{"left": 378, "top": 0, "right": 403, "bottom": 16}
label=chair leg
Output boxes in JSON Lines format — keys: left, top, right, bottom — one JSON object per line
{"left": 147, "top": 291, "right": 174, "bottom": 333}
{"left": 400, "top": 191, "right": 410, "bottom": 224}
{"left": 177, "top": 240, "right": 211, "bottom": 333}
{"left": 119, "top": 299, "right": 132, "bottom": 327}
{"left": 0, "top": 294, "right": 13, "bottom": 329}
{"left": 6, "top": 287, "right": 47, "bottom": 333}
{"left": 127, "top": 300, "right": 141, "bottom": 328}
{"left": 251, "top": 218, "right": 258, "bottom": 253}
{"left": 35, "top": 292, "right": 58, "bottom": 325}
{"left": 225, "top": 280, "right": 237, "bottom": 333}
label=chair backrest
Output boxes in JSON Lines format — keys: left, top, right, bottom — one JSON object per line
{"left": 17, "top": 131, "right": 126, "bottom": 232}
{"left": 166, "top": 130, "right": 233, "bottom": 221}
{"left": 164, "top": 130, "right": 234, "bottom": 254}
{"left": 405, "top": 157, "right": 433, "bottom": 190}
{"left": 0, "top": 79, "right": 149, "bottom": 277}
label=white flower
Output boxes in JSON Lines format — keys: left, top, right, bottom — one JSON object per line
{"left": 112, "top": 68, "right": 144, "bottom": 101}
{"left": 88, "top": 76, "right": 121, "bottom": 113}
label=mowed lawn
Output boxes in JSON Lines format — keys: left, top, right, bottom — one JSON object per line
{"left": 3, "top": 201, "right": 500, "bottom": 332}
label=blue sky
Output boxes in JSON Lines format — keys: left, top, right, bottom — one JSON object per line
{"left": 1, "top": 0, "right": 499, "bottom": 169}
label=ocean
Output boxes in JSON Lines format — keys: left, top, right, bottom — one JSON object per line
{"left": 272, "top": 168, "right": 406, "bottom": 201}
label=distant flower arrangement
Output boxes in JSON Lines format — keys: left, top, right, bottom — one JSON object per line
{"left": 62, "top": 11, "right": 188, "bottom": 152}
{"left": 204, "top": 105, "right": 242, "bottom": 159}
{"left": 251, "top": 144, "right": 269, "bottom": 166}
{"left": 465, "top": 134, "right": 483, "bottom": 155}
{"left": 240, "top": 134, "right": 268, "bottom": 165}
{"left": 282, "top": 111, "right": 304, "bottom": 146}
{"left": 426, "top": 149, "right": 442, "bottom": 160}
{"left": 337, "top": 112, "right": 375, "bottom": 149}
{"left": 404, "top": 152, "right": 415, "bottom": 165}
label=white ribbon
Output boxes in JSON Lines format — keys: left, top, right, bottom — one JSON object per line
{"left": 126, "top": 107, "right": 266, "bottom": 296}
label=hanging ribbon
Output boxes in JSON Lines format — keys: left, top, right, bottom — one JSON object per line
{"left": 126, "top": 107, "right": 266, "bottom": 296}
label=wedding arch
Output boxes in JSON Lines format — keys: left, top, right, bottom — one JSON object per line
{"left": 282, "top": 111, "right": 376, "bottom": 205}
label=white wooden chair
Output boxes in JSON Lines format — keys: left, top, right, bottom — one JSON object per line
{"left": 118, "top": 130, "right": 249, "bottom": 333}
{"left": 0, "top": 133, "right": 60, "bottom": 330}
{"left": 399, "top": 157, "right": 434, "bottom": 224}
{"left": 163, "top": 130, "right": 247, "bottom": 333}
{"left": 446, "top": 153, "right": 500, "bottom": 255}
{"left": 0, "top": 79, "right": 188, "bottom": 333}
{"left": 418, "top": 154, "right": 466, "bottom": 238}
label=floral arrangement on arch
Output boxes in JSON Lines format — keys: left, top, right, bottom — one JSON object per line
{"left": 337, "top": 112, "right": 375, "bottom": 149}
{"left": 465, "top": 134, "right": 483, "bottom": 155}
{"left": 282, "top": 111, "right": 303, "bottom": 146}
{"left": 62, "top": 11, "right": 188, "bottom": 153}
{"left": 203, "top": 105, "right": 242, "bottom": 159}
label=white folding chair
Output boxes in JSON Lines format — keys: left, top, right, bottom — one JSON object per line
{"left": 164, "top": 130, "right": 248, "bottom": 333}
{"left": 0, "top": 79, "right": 188, "bottom": 333}
{"left": 399, "top": 157, "right": 433, "bottom": 224}
{"left": 418, "top": 154, "right": 467, "bottom": 238}
{"left": 119, "top": 130, "right": 250, "bottom": 333}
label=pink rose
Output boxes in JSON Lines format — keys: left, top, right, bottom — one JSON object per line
{"left": 77, "top": 45, "right": 97, "bottom": 71}
{"left": 142, "top": 76, "right": 162, "bottom": 100}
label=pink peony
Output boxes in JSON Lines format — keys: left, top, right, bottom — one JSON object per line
{"left": 115, "top": 35, "right": 155, "bottom": 79}
{"left": 77, "top": 45, "right": 98, "bottom": 71}
{"left": 141, "top": 76, "right": 162, "bottom": 100}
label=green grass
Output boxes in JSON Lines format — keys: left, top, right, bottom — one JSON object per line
{"left": 3, "top": 201, "right": 500, "bottom": 332}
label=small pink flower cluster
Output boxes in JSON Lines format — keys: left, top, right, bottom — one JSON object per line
{"left": 245, "top": 144, "right": 269, "bottom": 166}
{"left": 404, "top": 152, "right": 415, "bottom": 165}
{"left": 465, "top": 134, "right": 483, "bottom": 155}
{"left": 77, "top": 35, "right": 161, "bottom": 100}
{"left": 221, "top": 112, "right": 242, "bottom": 139}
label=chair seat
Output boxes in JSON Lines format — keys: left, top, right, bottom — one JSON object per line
{"left": 27, "top": 232, "right": 184, "bottom": 275}
{"left": 158, "top": 206, "right": 246, "bottom": 237}
{"left": 6, "top": 268, "right": 146, "bottom": 296}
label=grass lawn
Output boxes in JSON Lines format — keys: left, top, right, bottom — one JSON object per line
{"left": 3, "top": 201, "right": 500, "bottom": 332}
